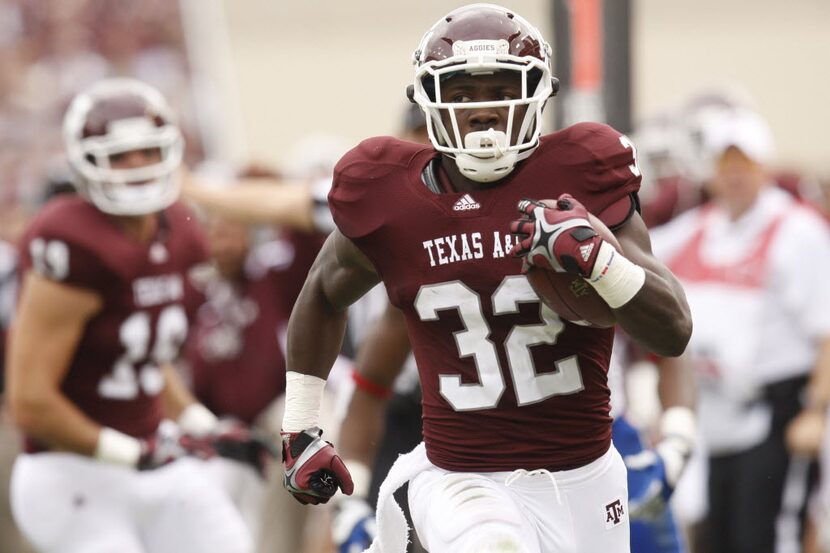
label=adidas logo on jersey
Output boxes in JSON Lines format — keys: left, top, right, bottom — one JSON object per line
{"left": 453, "top": 193, "right": 481, "bottom": 211}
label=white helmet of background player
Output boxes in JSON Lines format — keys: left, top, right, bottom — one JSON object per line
{"left": 409, "top": 3, "right": 558, "bottom": 183}
{"left": 63, "top": 78, "right": 184, "bottom": 216}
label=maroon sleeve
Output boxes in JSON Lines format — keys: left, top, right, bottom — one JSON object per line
{"left": 329, "top": 136, "right": 422, "bottom": 242}
{"left": 559, "top": 122, "right": 642, "bottom": 229}
{"left": 19, "top": 214, "right": 112, "bottom": 292}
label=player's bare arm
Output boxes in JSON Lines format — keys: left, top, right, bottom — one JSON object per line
{"left": 656, "top": 354, "right": 696, "bottom": 411}
{"left": 182, "top": 171, "right": 316, "bottom": 232}
{"left": 287, "top": 229, "right": 381, "bottom": 380}
{"left": 786, "top": 335, "right": 830, "bottom": 456}
{"left": 6, "top": 272, "right": 103, "bottom": 454}
{"left": 611, "top": 211, "right": 692, "bottom": 356}
{"left": 653, "top": 354, "right": 697, "bottom": 487}
{"left": 281, "top": 229, "right": 380, "bottom": 505}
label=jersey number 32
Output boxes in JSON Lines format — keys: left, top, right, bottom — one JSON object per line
{"left": 415, "top": 276, "right": 583, "bottom": 411}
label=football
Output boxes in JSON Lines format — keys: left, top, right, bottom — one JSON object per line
{"left": 525, "top": 213, "right": 621, "bottom": 328}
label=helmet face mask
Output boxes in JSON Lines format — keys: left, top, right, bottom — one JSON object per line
{"left": 411, "top": 4, "right": 554, "bottom": 183}
{"left": 63, "top": 78, "right": 184, "bottom": 216}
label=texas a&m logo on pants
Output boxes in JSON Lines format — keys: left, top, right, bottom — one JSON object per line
{"left": 604, "top": 498, "right": 626, "bottom": 528}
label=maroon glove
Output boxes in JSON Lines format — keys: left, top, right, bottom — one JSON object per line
{"left": 509, "top": 194, "right": 604, "bottom": 277}
{"left": 138, "top": 421, "right": 215, "bottom": 471}
{"left": 281, "top": 427, "right": 354, "bottom": 505}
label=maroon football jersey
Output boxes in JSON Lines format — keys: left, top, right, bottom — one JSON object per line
{"left": 18, "top": 196, "right": 208, "bottom": 450}
{"left": 185, "top": 243, "right": 289, "bottom": 424}
{"left": 329, "top": 122, "right": 641, "bottom": 472}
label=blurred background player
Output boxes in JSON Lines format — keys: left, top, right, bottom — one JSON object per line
{"left": 650, "top": 107, "right": 830, "bottom": 553}
{"left": 5, "top": 78, "right": 253, "bottom": 553}
{"left": 182, "top": 202, "right": 289, "bottom": 550}
{"left": 180, "top": 147, "right": 353, "bottom": 553}
{"left": 183, "top": 169, "right": 319, "bottom": 553}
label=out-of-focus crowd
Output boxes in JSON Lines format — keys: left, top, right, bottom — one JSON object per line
{"left": 0, "top": 0, "right": 197, "bottom": 243}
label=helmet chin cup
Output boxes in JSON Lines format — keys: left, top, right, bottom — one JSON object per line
{"left": 455, "top": 131, "right": 518, "bottom": 182}
{"left": 455, "top": 152, "right": 518, "bottom": 183}
{"left": 464, "top": 129, "right": 509, "bottom": 155}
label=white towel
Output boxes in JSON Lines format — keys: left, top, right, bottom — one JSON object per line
{"left": 365, "top": 442, "right": 432, "bottom": 553}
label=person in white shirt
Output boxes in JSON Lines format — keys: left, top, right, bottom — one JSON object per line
{"left": 650, "top": 108, "right": 830, "bottom": 553}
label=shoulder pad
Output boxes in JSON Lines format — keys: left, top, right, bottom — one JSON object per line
{"left": 538, "top": 123, "right": 642, "bottom": 228}
{"left": 558, "top": 122, "right": 641, "bottom": 189}
{"left": 330, "top": 137, "right": 430, "bottom": 241}
{"left": 334, "top": 136, "right": 428, "bottom": 180}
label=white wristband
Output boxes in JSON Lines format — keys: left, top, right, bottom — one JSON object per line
{"left": 177, "top": 403, "right": 218, "bottom": 437}
{"left": 95, "top": 427, "right": 142, "bottom": 467}
{"left": 586, "top": 241, "right": 646, "bottom": 309}
{"left": 282, "top": 372, "right": 326, "bottom": 432}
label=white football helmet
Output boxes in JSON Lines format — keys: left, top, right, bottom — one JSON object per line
{"left": 410, "top": 4, "right": 557, "bottom": 183}
{"left": 63, "top": 78, "right": 184, "bottom": 216}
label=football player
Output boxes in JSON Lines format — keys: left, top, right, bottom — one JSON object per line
{"left": 279, "top": 5, "right": 692, "bottom": 553}
{"left": 184, "top": 204, "right": 309, "bottom": 553}
{"left": 5, "top": 78, "right": 253, "bottom": 553}
{"left": 182, "top": 160, "right": 348, "bottom": 553}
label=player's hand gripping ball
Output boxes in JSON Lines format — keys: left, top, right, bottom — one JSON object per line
{"left": 509, "top": 194, "right": 621, "bottom": 328}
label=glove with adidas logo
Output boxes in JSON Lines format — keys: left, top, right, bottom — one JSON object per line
{"left": 509, "top": 194, "right": 604, "bottom": 277}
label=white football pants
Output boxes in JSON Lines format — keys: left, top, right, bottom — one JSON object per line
{"left": 408, "top": 445, "right": 630, "bottom": 553}
{"left": 11, "top": 453, "right": 253, "bottom": 553}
